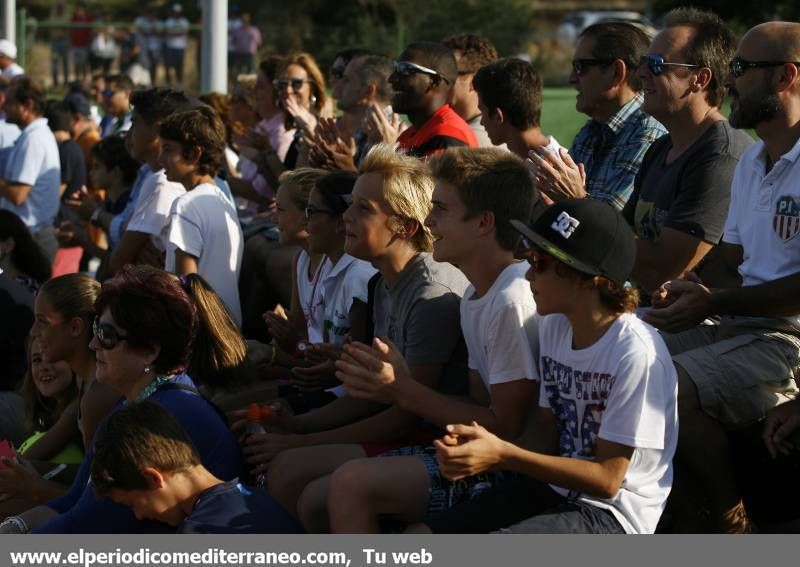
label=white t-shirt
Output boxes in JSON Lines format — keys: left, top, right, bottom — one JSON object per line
{"left": 2, "top": 63, "right": 24, "bottom": 78}
{"left": 538, "top": 312, "right": 678, "bottom": 534}
{"left": 125, "top": 169, "right": 185, "bottom": 251}
{"left": 164, "top": 182, "right": 244, "bottom": 326}
{"left": 460, "top": 262, "right": 539, "bottom": 391}
{"left": 296, "top": 251, "right": 331, "bottom": 344}
{"left": 722, "top": 138, "right": 800, "bottom": 330}
{"left": 163, "top": 17, "right": 189, "bottom": 49}
{"left": 319, "top": 254, "right": 376, "bottom": 347}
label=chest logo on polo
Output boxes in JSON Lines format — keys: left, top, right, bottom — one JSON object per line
{"left": 773, "top": 196, "right": 800, "bottom": 242}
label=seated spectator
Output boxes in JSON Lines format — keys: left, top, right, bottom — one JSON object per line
{"left": 310, "top": 54, "right": 394, "bottom": 172}
{"left": 44, "top": 101, "right": 86, "bottom": 200}
{"left": 264, "top": 147, "right": 471, "bottom": 530}
{"left": 532, "top": 22, "right": 667, "bottom": 210}
{"left": 0, "top": 337, "right": 82, "bottom": 518}
{"left": 621, "top": 9, "right": 752, "bottom": 295}
{"left": 388, "top": 42, "right": 478, "bottom": 157}
{"left": 440, "top": 34, "right": 499, "bottom": 147}
{"left": 62, "top": 93, "right": 100, "bottom": 169}
{"left": 0, "top": 77, "right": 21, "bottom": 150}
{"left": 472, "top": 57, "right": 565, "bottom": 158}
{"left": 324, "top": 147, "right": 538, "bottom": 533}
{"left": 0, "top": 209, "right": 52, "bottom": 294}
{"left": 160, "top": 105, "right": 245, "bottom": 327}
{"left": 91, "top": 400, "right": 300, "bottom": 533}
{"left": 0, "top": 77, "right": 61, "bottom": 262}
{"left": 30, "top": 274, "right": 119, "bottom": 452}
{"left": 407, "top": 199, "right": 678, "bottom": 534}
{"left": 0, "top": 266, "right": 245, "bottom": 533}
{"left": 0, "top": 40, "right": 24, "bottom": 78}
{"left": 99, "top": 75, "right": 133, "bottom": 138}
{"left": 58, "top": 135, "right": 140, "bottom": 278}
{"left": 101, "top": 88, "right": 190, "bottom": 277}
{"left": 644, "top": 20, "right": 800, "bottom": 533}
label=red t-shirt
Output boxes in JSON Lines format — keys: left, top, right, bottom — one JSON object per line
{"left": 397, "top": 104, "right": 478, "bottom": 158}
{"left": 70, "top": 14, "right": 93, "bottom": 48}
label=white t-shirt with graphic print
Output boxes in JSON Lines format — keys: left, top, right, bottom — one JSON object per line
{"left": 538, "top": 312, "right": 678, "bottom": 534}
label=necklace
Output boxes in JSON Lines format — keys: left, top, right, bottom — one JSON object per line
{"left": 303, "top": 255, "right": 328, "bottom": 327}
{"left": 125, "top": 374, "right": 173, "bottom": 406}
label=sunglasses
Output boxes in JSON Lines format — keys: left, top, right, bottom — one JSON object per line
{"left": 304, "top": 205, "right": 335, "bottom": 220}
{"left": 729, "top": 56, "right": 800, "bottom": 78}
{"left": 272, "top": 78, "right": 311, "bottom": 91}
{"left": 393, "top": 60, "right": 449, "bottom": 84}
{"left": 640, "top": 54, "right": 701, "bottom": 76}
{"left": 571, "top": 58, "right": 612, "bottom": 75}
{"left": 93, "top": 317, "right": 129, "bottom": 350}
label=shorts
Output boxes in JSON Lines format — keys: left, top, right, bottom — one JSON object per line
{"left": 377, "top": 444, "right": 514, "bottom": 520}
{"left": 428, "top": 475, "right": 625, "bottom": 534}
{"left": 664, "top": 322, "right": 800, "bottom": 427}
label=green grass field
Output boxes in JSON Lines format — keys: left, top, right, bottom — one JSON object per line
{"left": 540, "top": 88, "right": 585, "bottom": 147}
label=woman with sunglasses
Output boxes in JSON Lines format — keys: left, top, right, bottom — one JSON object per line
{"left": 1, "top": 266, "right": 246, "bottom": 533}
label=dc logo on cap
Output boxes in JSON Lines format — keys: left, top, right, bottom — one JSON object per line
{"left": 551, "top": 212, "right": 580, "bottom": 239}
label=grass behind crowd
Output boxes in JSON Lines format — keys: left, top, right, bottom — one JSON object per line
{"left": 540, "top": 87, "right": 584, "bottom": 147}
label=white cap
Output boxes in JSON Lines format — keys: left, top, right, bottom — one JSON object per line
{"left": 0, "top": 39, "right": 17, "bottom": 60}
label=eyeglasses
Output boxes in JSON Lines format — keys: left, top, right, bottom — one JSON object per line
{"left": 304, "top": 206, "right": 335, "bottom": 220}
{"left": 273, "top": 78, "right": 311, "bottom": 91}
{"left": 729, "top": 56, "right": 800, "bottom": 78}
{"left": 393, "top": 60, "right": 450, "bottom": 84}
{"left": 571, "top": 58, "right": 612, "bottom": 75}
{"left": 640, "top": 54, "right": 702, "bottom": 76}
{"left": 93, "top": 317, "right": 129, "bottom": 350}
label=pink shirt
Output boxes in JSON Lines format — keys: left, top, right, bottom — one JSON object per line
{"left": 232, "top": 25, "right": 262, "bottom": 55}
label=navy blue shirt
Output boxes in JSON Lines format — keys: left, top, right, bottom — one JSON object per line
{"left": 178, "top": 479, "right": 301, "bottom": 534}
{"left": 35, "top": 375, "right": 244, "bottom": 533}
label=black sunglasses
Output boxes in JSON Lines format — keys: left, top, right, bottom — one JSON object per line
{"left": 571, "top": 58, "right": 612, "bottom": 75}
{"left": 273, "top": 78, "right": 311, "bottom": 91}
{"left": 640, "top": 54, "right": 701, "bottom": 76}
{"left": 93, "top": 317, "right": 129, "bottom": 350}
{"left": 304, "top": 205, "right": 335, "bottom": 220}
{"left": 393, "top": 60, "right": 450, "bottom": 84}
{"left": 729, "top": 56, "right": 800, "bottom": 78}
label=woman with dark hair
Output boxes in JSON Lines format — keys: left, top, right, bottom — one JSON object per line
{"left": 0, "top": 209, "right": 51, "bottom": 294}
{"left": 0, "top": 266, "right": 247, "bottom": 533}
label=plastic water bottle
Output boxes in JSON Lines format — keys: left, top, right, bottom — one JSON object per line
{"left": 243, "top": 403, "right": 271, "bottom": 487}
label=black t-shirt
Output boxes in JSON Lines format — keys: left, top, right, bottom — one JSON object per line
{"left": 178, "top": 479, "right": 301, "bottom": 534}
{"left": 623, "top": 120, "right": 753, "bottom": 244}
{"left": 58, "top": 139, "right": 87, "bottom": 200}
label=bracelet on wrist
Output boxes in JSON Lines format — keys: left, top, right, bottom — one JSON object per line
{"left": 1, "top": 515, "right": 30, "bottom": 533}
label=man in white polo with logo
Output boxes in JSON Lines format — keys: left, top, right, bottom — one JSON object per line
{"left": 644, "top": 21, "right": 800, "bottom": 533}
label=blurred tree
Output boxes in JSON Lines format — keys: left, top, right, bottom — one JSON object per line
{"left": 652, "top": 0, "right": 799, "bottom": 30}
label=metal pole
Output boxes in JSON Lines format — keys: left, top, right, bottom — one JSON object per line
{"left": 201, "top": 0, "right": 227, "bottom": 94}
{"left": 1, "top": 0, "right": 15, "bottom": 43}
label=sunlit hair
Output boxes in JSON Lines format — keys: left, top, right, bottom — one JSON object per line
{"left": 429, "top": 147, "right": 535, "bottom": 251}
{"left": 39, "top": 273, "right": 100, "bottom": 329}
{"left": 91, "top": 400, "right": 201, "bottom": 494}
{"left": 359, "top": 144, "right": 435, "bottom": 252}
{"left": 278, "top": 168, "right": 328, "bottom": 211}
{"left": 279, "top": 52, "right": 328, "bottom": 116}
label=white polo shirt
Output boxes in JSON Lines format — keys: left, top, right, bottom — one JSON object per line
{"left": 319, "top": 254, "right": 376, "bottom": 347}
{"left": 722, "top": 137, "right": 800, "bottom": 330}
{"left": 1, "top": 117, "right": 60, "bottom": 233}
{"left": 126, "top": 168, "right": 185, "bottom": 251}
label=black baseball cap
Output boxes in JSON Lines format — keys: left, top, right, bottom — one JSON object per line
{"left": 510, "top": 198, "right": 636, "bottom": 286}
{"left": 63, "top": 93, "right": 90, "bottom": 117}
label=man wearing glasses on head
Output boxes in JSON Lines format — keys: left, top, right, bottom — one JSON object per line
{"left": 620, "top": 7, "right": 752, "bottom": 297}
{"left": 387, "top": 42, "right": 477, "bottom": 158}
{"left": 533, "top": 22, "right": 666, "bottom": 211}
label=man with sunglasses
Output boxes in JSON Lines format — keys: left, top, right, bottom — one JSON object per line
{"left": 531, "top": 22, "right": 666, "bottom": 210}
{"left": 645, "top": 20, "right": 800, "bottom": 533}
{"left": 390, "top": 42, "right": 477, "bottom": 158}
{"left": 620, "top": 8, "right": 752, "bottom": 297}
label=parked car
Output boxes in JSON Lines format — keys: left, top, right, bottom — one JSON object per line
{"left": 556, "top": 11, "right": 657, "bottom": 46}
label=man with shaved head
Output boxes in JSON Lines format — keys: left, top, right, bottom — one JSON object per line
{"left": 645, "top": 21, "right": 800, "bottom": 532}
{"left": 389, "top": 42, "right": 478, "bottom": 158}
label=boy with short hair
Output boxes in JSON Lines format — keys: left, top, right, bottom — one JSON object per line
{"left": 91, "top": 400, "right": 299, "bottom": 533}
{"left": 159, "top": 105, "right": 245, "bottom": 326}
{"left": 326, "top": 147, "right": 540, "bottom": 532}
{"left": 425, "top": 199, "right": 678, "bottom": 533}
